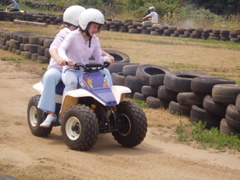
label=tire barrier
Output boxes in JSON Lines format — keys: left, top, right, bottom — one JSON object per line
{"left": 102, "top": 19, "right": 240, "bottom": 43}
{"left": 109, "top": 60, "right": 240, "bottom": 135}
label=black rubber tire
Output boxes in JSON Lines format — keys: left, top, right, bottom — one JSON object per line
{"left": 29, "top": 36, "right": 40, "bottom": 44}
{"left": 212, "top": 84, "right": 240, "bottom": 104}
{"left": 141, "top": 85, "right": 158, "bottom": 97}
{"left": 28, "top": 44, "right": 39, "bottom": 53}
{"left": 146, "top": 96, "right": 161, "bottom": 109}
{"left": 149, "top": 74, "right": 166, "bottom": 87}
{"left": 23, "top": 43, "right": 30, "bottom": 51}
{"left": 225, "top": 104, "right": 240, "bottom": 130}
{"left": 136, "top": 64, "right": 170, "bottom": 85}
{"left": 164, "top": 70, "right": 212, "bottom": 92}
{"left": 177, "top": 92, "right": 205, "bottom": 106}
{"left": 31, "top": 53, "right": 39, "bottom": 61}
{"left": 111, "top": 72, "right": 126, "bottom": 86}
{"left": 108, "top": 62, "right": 137, "bottom": 73}
{"left": 122, "top": 64, "right": 139, "bottom": 76}
{"left": 37, "top": 45, "right": 45, "bottom": 56}
{"left": 37, "top": 55, "right": 49, "bottom": 63}
{"left": 27, "top": 95, "right": 52, "bottom": 137}
{"left": 220, "top": 118, "right": 240, "bottom": 135}
{"left": 191, "top": 77, "right": 236, "bottom": 95}
{"left": 160, "top": 100, "right": 170, "bottom": 109}
{"left": 157, "top": 85, "right": 178, "bottom": 102}
{"left": 102, "top": 48, "right": 130, "bottom": 63}
{"left": 190, "top": 105, "right": 222, "bottom": 129}
{"left": 133, "top": 92, "right": 146, "bottom": 101}
{"left": 235, "top": 94, "right": 240, "bottom": 112}
{"left": 168, "top": 101, "right": 192, "bottom": 116}
{"left": 43, "top": 38, "right": 54, "bottom": 48}
{"left": 61, "top": 104, "right": 99, "bottom": 151}
{"left": 203, "top": 95, "right": 228, "bottom": 118}
{"left": 112, "top": 101, "right": 147, "bottom": 147}
{"left": 125, "top": 75, "right": 143, "bottom": 93}
{"left": 24, "top": 52, "right": 32, "bottom": 59}
{"left": 44, "top": 48, "right": 50, "bottom": 58}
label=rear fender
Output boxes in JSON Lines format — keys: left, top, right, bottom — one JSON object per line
{"left": 32, "top": 82, "right": 43, "bottom": 94}
{"left": 32, "top": 82, "right": 62, "bottom": 104}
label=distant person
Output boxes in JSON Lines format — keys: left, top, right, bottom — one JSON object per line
{"left": 7, "top": 0, "right": 19, "bottom": 11}
{"left": 142, "top": 6, "right": 158, "bottom": 24}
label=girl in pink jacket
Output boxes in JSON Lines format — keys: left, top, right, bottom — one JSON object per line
{"left": 38, "top": 5, "right": 86, "bottom": 128}
{"left": 58, "top": 8, "right": 113, "bottom": 95}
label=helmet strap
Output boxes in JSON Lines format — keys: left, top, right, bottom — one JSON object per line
{"left": 84, "top": 25, "right": 92, "bottom": 47}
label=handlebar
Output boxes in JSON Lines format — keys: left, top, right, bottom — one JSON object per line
{"left": 65, "top": 62, "right": 110, "bottom": 73}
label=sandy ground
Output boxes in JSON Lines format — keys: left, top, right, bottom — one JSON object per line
{"left": 0, "top": 58, "right": 240, "bottom": 180}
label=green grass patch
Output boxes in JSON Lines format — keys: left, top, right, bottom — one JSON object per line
{"left": 133, "top": 99, "right": 147, "bottom": 108}
{"left": 176, "top": 121, "right": 240, "bottom": 152}
{"left": 1, "top": 57, "right": 23, "bottom": 63}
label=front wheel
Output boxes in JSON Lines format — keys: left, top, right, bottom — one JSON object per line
{"left": 27, "top": 95, "right": 52, "bottom": 137}
{"left": 61, "top": 104, "right": 99, "bottom": 151}
{"left": 112, "top": 101, "right": 148, "bottom": 148}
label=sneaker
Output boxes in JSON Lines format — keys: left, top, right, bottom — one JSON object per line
{"left": 40, "top": 114, "right": 56, "bottom": 128}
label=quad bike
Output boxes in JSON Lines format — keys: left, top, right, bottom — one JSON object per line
{"left": 27, "top": 63, "right": 148, "bottom": 151}
{"left": 5, "top": 7, "right": 25, "bottom": 13}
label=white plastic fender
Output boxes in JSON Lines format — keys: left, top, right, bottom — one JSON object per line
{"left": 110, "top": 85, "right": 131, "bottom": 104}
{"left": 32, "top": 82, "right": 131, "bottom": 108}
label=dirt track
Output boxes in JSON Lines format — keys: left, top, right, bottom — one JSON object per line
{"left": 0, "top": 54, "right": 240, "bottom": 180}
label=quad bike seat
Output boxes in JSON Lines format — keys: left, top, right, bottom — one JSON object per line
{"left": 55, "top": 80, "right": 65, "bottom": 95}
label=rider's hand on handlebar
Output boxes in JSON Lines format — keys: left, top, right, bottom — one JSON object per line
{"left": 105, "top": 57, "right": 114, "bottom": 64}
{"left": 107, "top": 54, "right": 115, "bottom": 63}
{"left": 57, "top": 59, "right": 66, "bottom": 66}
{"left": 65, "top": 59, "right": 75, "bottom": 67}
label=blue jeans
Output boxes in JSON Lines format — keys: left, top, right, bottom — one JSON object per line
{"left": 62, "top": 68, "right": 113, "bottom": 94}
{"left": 38, "top": 68, "right": 62, "bottom": 113}
{"left": 62, "top": 70, "right": 83, "bottom": 95}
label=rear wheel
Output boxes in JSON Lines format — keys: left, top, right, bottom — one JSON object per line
{"left": 61, "top": 104, "right": 99, "bottom": 151}
{"left": 27, "top": 95, "right": 52, "bottom": 137}
{"left": 112, "top": 101, "right": 147, "bottom": 147}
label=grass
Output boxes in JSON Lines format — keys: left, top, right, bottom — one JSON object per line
{"left": 176, "top": 121, "right": 240, "bottom": 152}
{"left": 133, "top": 99, "right": 147, "bottom": 108}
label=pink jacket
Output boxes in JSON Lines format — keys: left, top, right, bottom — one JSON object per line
{"left": 48, "top": 27, "right": 71, "bottom": 71}
{"left": 58, "top": 29, "right": 104, "bottom": 72}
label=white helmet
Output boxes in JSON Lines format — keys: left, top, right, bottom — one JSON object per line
{"left": 78, "top": 8, "right": 105, "bottom": 31}
{"left": 149, "top": 6, "right": 155, "bottom": 11}
{"left": 63, "top": 5, "right": 86, "bottom": 27}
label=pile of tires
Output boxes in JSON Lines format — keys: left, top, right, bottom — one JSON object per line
{"left": 190, "top": 78, "right": 237, "bottom": 130}
{"left": 110, "top": 60, "right": 240, "bottom": 135}
{"left": 0, "top": 11, "right": 63, "bottom": 25}
{"left": 0, "top": 29, "right": 53, "bottom": 63}
{"left": 102, "top": 19, "right": 240, "bottom": 43}
{"left": 219, "top": 86, "right": 240, "bottom": 135}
